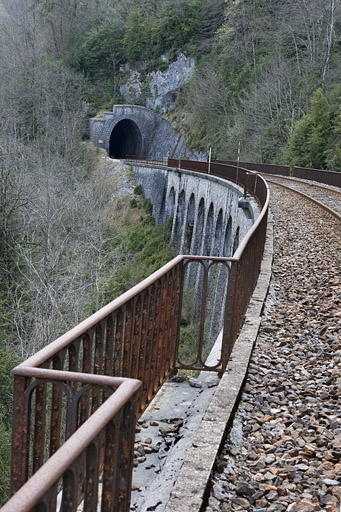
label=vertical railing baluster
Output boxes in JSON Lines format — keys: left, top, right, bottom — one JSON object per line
{"left": 114, "top": 309, "right": 124, "bottom": 376}
{"left": 169, "top": 263, "right": 182, "bottom": 371}
{"left": 123, "top": 302, "right": 133, "bottom": 377}
{"left": 68, "top": 344, "right": 79, "bottom": 399}
{"left": 10, "top": 375, "right": 30, "bottom": 494}
{"left": 50, "top": 384, "right": 62, "bottom": 456}
{"left": 117, "top": 401, "right": 136, "bottom": 511}
{"left": 104, "top": 315, "right": 114, "bottom": 377}
{"left": 92, "top": 324, "right": 104, "bottom": 414}
{"left": 146, "top": 283, "right": 157, "bottom": 400}
{"left": 79, "top": 334, "right": 91, "bottom": 426}
{"left": 157, "top": 277, "right": 167, "bottom": 387}
{"left": 138, "top": 290, "right": 149, "bottom": 412}
{"left": 131, "top": 296, "right": 141, "bottom": 380}
{"left": 50, "top": 356, "right": 62, "bottom": 460}
{"left": 163, "top": 270, "right": 174, "bottom": 374}
{"left": 83, "top": 443, "right": 100, "bottom": 512}
{"left": 101, "top": 418, "right": 118, "bottom": 512}
{"left": 32, "top": 381, "right": 47, "bottom": 475}
{"left": 61, "top": 468, "right": 78, "bottom": 512}
{"left": 143, "top": 287, "right": 153, "bottom": 404}
{"left": 151, "top": 280, "right": 161, "bottom": 395}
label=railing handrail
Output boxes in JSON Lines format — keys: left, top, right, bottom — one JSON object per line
{"left": 233, "top": 176, "right": 269, "bottom": 260}
{"left": 2, "top": 375, "right": 141, "bottom": 512}
{"left": 16, "top": 255, "right": 184, "bottom": 371}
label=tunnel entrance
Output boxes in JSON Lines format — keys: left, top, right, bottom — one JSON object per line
{"left": 109, "top": 119, "right": 143, "bottom": 158}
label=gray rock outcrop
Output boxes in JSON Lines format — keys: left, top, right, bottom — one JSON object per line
{"left": 119, "top": 53, "right": 195, "bottom": 113}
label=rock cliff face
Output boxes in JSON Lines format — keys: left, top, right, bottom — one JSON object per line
{"left": 119, "top": 53, "right": 195, "bottom": 113}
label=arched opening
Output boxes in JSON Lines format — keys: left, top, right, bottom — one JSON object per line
{"left": 109, "top": 119, "right": 143, "bottom": 158}
{"left": 185, "top": 193, "right": 196, "bottom": 253}
{"left": 203, "top": 202, "right": 214, "bottom": 255}
{"left": 192, "top": 198, "right": 205, "bottom": 255}
{"left": 223, "top": 217, "right": 233, "bottom": 257}
{"left": 173, "top": 190, "right": 186, "bottom": 253}
{"left": 212, "top": 209, "right": 223, "bottom": 256}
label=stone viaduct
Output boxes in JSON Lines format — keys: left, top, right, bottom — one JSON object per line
{"left": 89, "top": 104, "right": 259, "bottom": 258}
{"left": 131, "top": 163, "right": 259, "bottom": 256}
{"left": 129, "top": 162, "right": 260, "bottom": 341}
{"left": 90, "top": 104, "right": 260, "bottom": 340}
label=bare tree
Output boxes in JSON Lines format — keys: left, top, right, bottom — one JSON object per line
{"left": 7, "top": 150, "right": 117, "bottom": 357}
{"left": 279, "top": 0, "right": 341, "bottom": 85}
{"left": 0, "top": 0, "right": 110, "bottom": 356}
{"left": 322, "top": 0, "right": 339, "bottom": 83}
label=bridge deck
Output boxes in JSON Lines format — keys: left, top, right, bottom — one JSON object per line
{"left": 130, "top": 215, "right": 273, "bottom": 511}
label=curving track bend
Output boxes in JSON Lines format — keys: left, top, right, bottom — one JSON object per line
{"left": 205, "top": 181, "right": 341, "bottom": 512}
{"left": 263, "top": 176, "right": 341, "bottom": 220}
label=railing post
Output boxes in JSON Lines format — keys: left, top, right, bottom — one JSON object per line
{"left": 117, "top": 401, "right": 137, "bottom": 511}
{"left": 244, "top": 174, "right": 248, "bottom": 198}
{"left": 10, "top": 375, "right": 30, "bottom": 494}
{"left": 220, "top": 260, "right": 239, "bottom": 377}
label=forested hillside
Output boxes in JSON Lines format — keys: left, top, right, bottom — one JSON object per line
{"left": 183, "top": 0, "right": 341, "bottom": 167}
{"left": 0, "top": 0, "right": 340, "bottom": 503}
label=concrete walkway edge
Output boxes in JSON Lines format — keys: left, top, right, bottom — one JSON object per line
{"left": 164, "top": 214, "right": 274, "bottom": 511}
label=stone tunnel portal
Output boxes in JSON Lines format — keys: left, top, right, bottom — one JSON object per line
{"left": 109, "top": 119, "right": 143, "bottom": 158}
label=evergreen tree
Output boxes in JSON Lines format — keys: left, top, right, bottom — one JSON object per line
{"left": 284, "top": 88, "right": 341, "bottom": 170}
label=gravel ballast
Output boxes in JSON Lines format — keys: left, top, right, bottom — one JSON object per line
{"left": 206, "top": 185, "right": 341, "bottom": 512}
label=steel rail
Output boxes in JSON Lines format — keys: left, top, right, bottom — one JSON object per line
{"left": 262, "top": 174, "right": 341, "bottom": 195}
{"left": 266, "top": 179, "right": 341, "bottom": 222}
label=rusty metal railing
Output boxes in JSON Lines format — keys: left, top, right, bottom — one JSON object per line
{"left": 293, "top": 166, "right": 341, "bottom": 187}
{"left": 214, "top": 159, "right": 291, "bottom": 177}
{"left": 2, "top": 372, "right": 141, "bottom": 512}
{"left": 2, "top": 160, "right": 269, "bottom": 512}
{"left": 7, "top": 257, "right": 184, "bottom": 497}
{"left": 167, "top": 159, "right": 269, "bottom": 369}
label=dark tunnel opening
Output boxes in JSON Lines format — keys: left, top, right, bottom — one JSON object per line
{"left": 109, "top": 119, "right": 143, "bottom": 158}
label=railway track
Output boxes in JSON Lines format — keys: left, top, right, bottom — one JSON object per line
{"left": 206, "top": 180, "right": 341, "bottom": 512}
{"left": 262, "top": 175, "right": 341, "bottom": 221}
